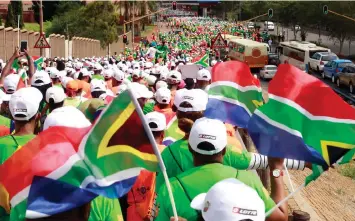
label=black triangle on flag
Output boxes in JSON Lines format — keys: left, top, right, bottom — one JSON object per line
{"left": 327, "top": 145, "right": 351, "bottom": 166}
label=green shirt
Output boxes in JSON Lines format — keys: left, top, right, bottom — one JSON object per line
{"left": 143, "top": 102, "right": 155, "bottom": 115}
{"left": 155, "top": 139, "right": 252, "bottom": 191}
{"left": 156, "top": 164, "right": 275, "bottom": 221}
{"left": 89, "top": 196, "right": 123, "bottom": 221}
{"left": 0, "top": 134, "right": 36, "bottom": 221}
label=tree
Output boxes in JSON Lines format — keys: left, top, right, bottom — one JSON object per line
{"left": 48, "top": 1, "right": 120, "bottom": 48}
{"left": 5, "top": 3, "right": 15, "bottom": 28}
{"left": 31, "top": 1, "right": 60, "bottom": 23}
{"left": 11, "top": 0, "right": 24, "bottom": 29}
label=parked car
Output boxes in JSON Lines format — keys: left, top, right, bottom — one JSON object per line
{"left": 309, "top": 52, "right": 338, "bottom": 72}
{"left": 322, "top": 59, "right": 353, "bottom": 83}
{"left": 335, "top": 64, "right": 355, "bottom": 94}
{"left": 264, "top": 21, "right": 275, "bottom": 31}
{"left": 260, "top": 65, "right": 277, "bottom": 79}
{"left": 247, "top": 22, "right": 254, "bottom": 29}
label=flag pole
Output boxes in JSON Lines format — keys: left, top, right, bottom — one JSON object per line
{"left": 17, "top": 15, "right": 20, "bottom": 48}
{"left": 126, "top": 84, "right": 179, "bottom": 221}
{"left": 284, "top": 165, "right": 295, "bottom": 192}
{"left": 265, "top": 182, "right": 305, "bottom": 217}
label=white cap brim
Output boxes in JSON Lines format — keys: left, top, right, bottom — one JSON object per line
{"left": 190, "top": 193, "right": 207, "bottom": 210}
{"left": 142, "top": 91, "right": 153, "bottom": 99}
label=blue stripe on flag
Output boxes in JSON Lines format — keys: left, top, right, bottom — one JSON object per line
{"left": 205, "top": 98, "right": 251, "bottom": 128}
{"left": 26, "top": 175, "right": 138, "bottom": 218}
{"left": 247, "top": 114, "right": 327, "bottom": 167}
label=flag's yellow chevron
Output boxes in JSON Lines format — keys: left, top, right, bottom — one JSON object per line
{"left": 320, "top": 140, "right": 355, "bottom": 166}
{"left": 97, "top": 102, "right": 135, "bottom": 158}
{"left": 252, "top": 100, "right": 263, "bottom": 108}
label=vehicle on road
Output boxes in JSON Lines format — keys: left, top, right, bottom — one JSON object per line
{"left": 268, "top": 53, "right": 280, "bottom": 66}
{"left": 335, "top": 64, "right": 355, "bottom": 94}
{"left": 295, "top": 25, "right": 301, "bottom": 31}
{"left": 278, "top": 41, "right": 330, "bottom": 70}
{"left": 309, "top": 52, "right": 338, "bottom": 72}
{"left": 260, "top": 65, "right": 277, "bottom": 79}
{"left": 228, "top": 38, "right": 268, "bottom": 68}
{"left": 323, "top": 59, "right": 353, "bottom": 83}
{"left": 264, "top": 21, "right": 275, "bottom": 31}
{"left": 247, "top": 22, "right": 254, "bottom": 29}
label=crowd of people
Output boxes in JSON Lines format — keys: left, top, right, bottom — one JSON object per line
{"left": 0, "top": 17, "right": 304, "bottom": 221}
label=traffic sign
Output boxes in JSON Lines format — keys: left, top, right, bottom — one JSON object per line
{"left": 268, "top": 8, "right": 273, "bottom": 18}
{"left": 323, "top": 5, "right": 328, "bottom": 15}
{"left": 34, "top": 33, "right": 50, "bottom": 49}
{"left": 211, "top": 33, "right": 227, "bottom": 49}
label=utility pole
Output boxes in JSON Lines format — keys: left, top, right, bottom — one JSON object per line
{"left": 39, "top": 0, "right": 43, "bottom": 56}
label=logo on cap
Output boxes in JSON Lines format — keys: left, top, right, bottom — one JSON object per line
{"left": 199, "top": 134, "right": 216, "bottom": 140}
{"left": 203, "top": 201, "right": 210, "bottom": 212}
{"left": 232, "top": 207, "right": 257, "bottom": 216}
{"left": 15, "top": 108, "right": 27, "bottom": 113}
{"left": 182, "top": 96, "right": 193, "bottom": 100}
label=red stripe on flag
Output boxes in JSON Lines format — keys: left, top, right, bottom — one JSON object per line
{"left": 0, "top": 126, "right": 90, "bottom": 199}
{"left": 269, "top": 64, "right": 355, "bottom": 119}
{"left": 211, "top": 61, "right": 261, "bottom": 87}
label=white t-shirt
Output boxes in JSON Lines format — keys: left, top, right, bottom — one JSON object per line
{"left": 146, "top": 47, "right": 157, "bottom": 59}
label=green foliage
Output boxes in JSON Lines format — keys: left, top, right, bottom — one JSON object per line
{"left": 24, "top": 21, "right": 52, "bottom": 33}
{"left": 48, "top": 1, "right": 120, "bottom": 48}
{"left": 5, "top": 3, "right": 15, "bottom": 28}
{"left": 11, "top": 0, "right": 24, "bottom": 28}
{"left": 31, "top": 1, "right": 60, "bottom": 23}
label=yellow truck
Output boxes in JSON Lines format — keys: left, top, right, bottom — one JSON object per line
{"left": 228, "top": 38, "right": 269, "bottom": 68}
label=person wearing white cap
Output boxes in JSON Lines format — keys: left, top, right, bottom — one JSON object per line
{"left": 155, "top": 80, "right": 168, "bottom": 90}
{"left": 154, "top": 87, "right": 175, "bottom": 124}
{"left": 130, "top": 82, "right": 153, "bottom": 112}
{"left": 31, "top": 70, "right": 52, "bottom": 106}
{"left": 145, "top": 111, "right": 167, "bottom": 152}
{"left": 156, "top": 118, "right": 287, "bottom": 221}
{"left": 90, "top": 79, "right": 107, "bottom": 99}
{"left": 3, "top": 74, "right": 20, "bottom": 94}
{"left": 45, "top": 86, "right": 66, "bottom": 113}
{"left": 49, "top": 68, "right": 61, "bottom": 86}
{"left": 190, "top": 178, "right": 265, "bottom": 221}
{"left": 0, "top": 87, "right": 42, "bottom": 163}
{"left": 195, "top": 69, "right": 211, "bottom": 91}
{"left": 101, "top": 68, "right": 113, "bottom": 89}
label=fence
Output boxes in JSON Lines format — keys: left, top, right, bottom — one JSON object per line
{"left": 0, "top": 26, "right": 133, "bottom": 61}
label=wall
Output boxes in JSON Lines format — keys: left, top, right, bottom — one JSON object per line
{"left": 0, "top": 26, "right": 133, "bottom": 61}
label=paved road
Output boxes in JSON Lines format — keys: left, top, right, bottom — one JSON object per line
{"left": 257, "top": 22, "right": 355, "bottom": 56}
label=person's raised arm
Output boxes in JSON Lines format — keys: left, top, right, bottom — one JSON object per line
{"left": 267, "top": 157, "right": 288, "bottom": 221}
{"left": 24, "top": 49, "right": 34, "bottom": 79}
{"left": 1, "top": 47, "right": 24, "bottom": 85}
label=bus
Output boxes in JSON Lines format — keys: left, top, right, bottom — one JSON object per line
{"left": 228, "top": 38, "right": 268, "bottom": 68}
{"left": 278, "top": 41, "right": 330, "bottom": 70}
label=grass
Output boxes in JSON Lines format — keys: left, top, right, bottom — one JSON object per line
{"left": 24, "top": 21, "right": 52, "bottom": 33}
{"left": 338, "top": 161, "right": 355, "bottom": 180}
{"left": 140, "top": 25, "right": 156, "bottom": 37}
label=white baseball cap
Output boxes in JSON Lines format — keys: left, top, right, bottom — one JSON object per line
{"left": 145, "top": 62, "right": 154, "bottom": 69}
{"left": 130, "top": 82, "right": 153, "bottom": 99}
{"left": 191, "top": 178, "right": 265, "bottom": 221}
{"left": 147, "top": 75, "right": 157, "bottom": 86}
{"left": 3, "top": 74, "right": 20, "bottom": 93}
{"left": 46, "top": 86, "right": 66, "bottom": 104}
{"left": 167, "top": 70, "right": 182, "bottom": 84}
{"left": 49, "top": 68, "right": 60, "bottom": 79}
{"left": 113, "top": 69, "right": 125, "bottom": 82}
{"left": 173, "top": 88, "right": 187, "bottom": 108}
{"left": 9, "top": 87, "right": 43, "bottom": 121}
{"left": 102, "top": 69, "right": 113, "bottom": 78}
{"left": 197, "top": 69, "right": 211, "bottom": 81}
{"left": 132, "top": 69, "right": 143, "bottom": 78}
{"left": 145, "top": 111, "right": 166, "bottom": 132}
{"left": 177, "top": 89, "right": 208, "bottom": 112}
{"left": 90, "top": 79, "right": 106, "bottom": 92}
{"left": 61, "top": 76, "right": 74, "bottom": 89}
{"left": 155, "top": 87, "right": 171, "bottom": 104}
{"left": 31, "top": 70, "right": 51, "bottom": 86}
{"left": 156, "top": 80, "right": 168, "bottom": 90}
{"left": 188, "top": 117, "right": 227, "bottom": 155}
{"left": 81, "top": 68, "right": 91, "bottom": 77}
{"left": 43, "top": 106, "right": 91, "bottom": 130}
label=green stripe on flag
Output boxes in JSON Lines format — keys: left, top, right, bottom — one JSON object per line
{"left": 305, "top": 164, "right": 324, "bottom": 185}
{"left": 208, "top": 84, "right": 263, "bottom": 115}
